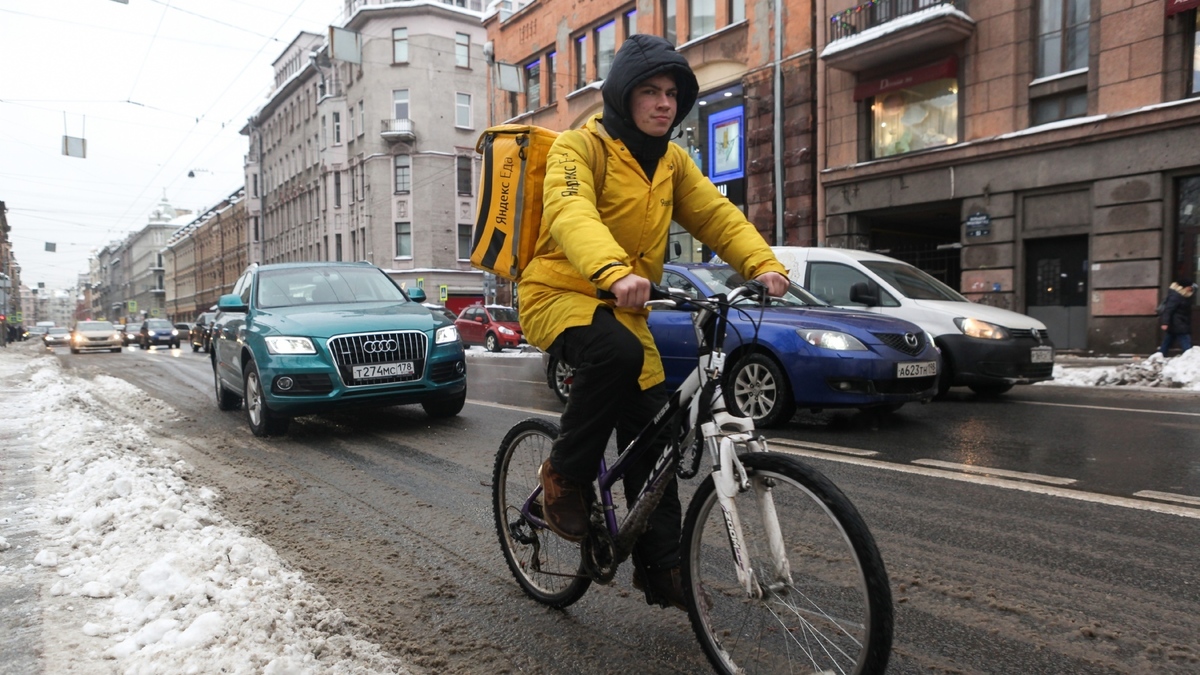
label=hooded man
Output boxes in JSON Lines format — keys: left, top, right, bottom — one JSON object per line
{"left": 517, "top": 34, "right": 789, "bottom": 610}
{"left": 1158, "top": 278, "right": 1196, "bottom": 356}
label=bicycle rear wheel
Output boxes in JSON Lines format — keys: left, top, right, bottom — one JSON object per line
{"left": 492, "top": 417, "right": 591, "bottom": 608}
{"left": 681, "top": 452, "right": 893, "bottom": 675}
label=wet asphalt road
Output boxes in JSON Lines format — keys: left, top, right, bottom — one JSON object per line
{"left": 41, "top": 343, "right": 1200, "bottom": 673}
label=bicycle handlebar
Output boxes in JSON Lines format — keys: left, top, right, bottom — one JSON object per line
{"left": 597, "top": 280, "right": 768, "bottom": 308}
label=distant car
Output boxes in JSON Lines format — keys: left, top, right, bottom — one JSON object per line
{"left": 191, "top": 311, "right": 217, "bottom": 352}
{"left": 25, "top": 325, "right": 50, "bottom": 340}
{"left": 423, "top": 303, "right": 458, "bottom": 323}
{"left": 117, "top": 324, "right": 136, "bottom": 346}
{"left": 175, "top": 322, "right": 194, "bottom": 339}
{"left": 542, "top": 350, "right": 574, "bottom": 404}
{"left": 210, "top": 261, "right": 466, "bottom": 437}
{"left": 43, "top": 326, "right": 71, "bottom": 348}
{"left": 138, "top": 318, "right": 180, "bottom": 349}
{"left": 454, "top": 304, "right": 524, "bottom": 352}
{"left": 70, "top": 320, "right": 123, "bottom": 354}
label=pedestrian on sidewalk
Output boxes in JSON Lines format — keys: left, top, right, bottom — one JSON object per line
{"left": 1158, "top": 278, "right": 1196, "bottom": 356}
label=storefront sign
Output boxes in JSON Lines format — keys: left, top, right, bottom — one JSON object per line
{"left": 1166, "top": 0, "right": 1200, "bottom": 17}
{"left": 708, "top": 105, "right": 745, "bottom": 183}
{"left": 965, "top": 212, "right": 991, "bottom": 238}
{"left": 854, "top": 56, "right": 958, "bottom": 102}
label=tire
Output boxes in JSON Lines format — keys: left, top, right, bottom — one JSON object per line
{"left": 70, "top": 347, "right": 80, "bottom": 354}
{"left": 485, "top": 333, "right": 502, "bottom": 352}
{"left": 422, "top": 390, "right": 466, "bottom": 418}
{"left": 492, "top": 418, "right": 591, "bottom": 608}
{"left": 172, "top": 341, "right": 180, "bottom": 349}
{"left": 192, "top": 342, "right": 199, "bottom": 352}
{"left": 681, "top": 452, "right": 893, "bottom": 675}
{"left": 213, "top": 359, "right": 241, "bottom": 411}
{"left": 968, "top": 383, "right": 1013, "bottom": 396}
{"left": 546, "top": 356, "right": 573, "bottom": 404}
{"left": 243, "top": 361, "right": 289, "bottom": 436}
{"left": 725, "top": 353, "right": 795, "bottom": 428}
{"left": 110, "top": 348, "right": 121, "bottom": 353}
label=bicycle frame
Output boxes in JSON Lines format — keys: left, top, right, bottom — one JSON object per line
{"left": 521, "top": 285, "right": 794, "bottom": 596}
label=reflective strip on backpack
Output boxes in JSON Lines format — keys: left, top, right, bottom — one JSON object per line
{"left": 473, "top": 132, "right": 507, "bottom": 271}
{"left": 510, "top": 133, "right": 529, "bottom": 279}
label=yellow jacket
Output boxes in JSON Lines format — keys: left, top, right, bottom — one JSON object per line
{"left": 518, "top": 115, "right": 786, "bottom": 389}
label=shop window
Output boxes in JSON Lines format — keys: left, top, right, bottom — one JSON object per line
{"left": 870, "top": 79, "right": 958, "bottom": 158}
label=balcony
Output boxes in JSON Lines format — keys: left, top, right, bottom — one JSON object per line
{"left": 822, "top": 0, "right": 975, "bottom": 74}
{"left": 381, "top": 118, "right": 416, "bottom": 143}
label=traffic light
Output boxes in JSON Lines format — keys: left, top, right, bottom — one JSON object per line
{"left": 0, "top": 315, "right": 6, "bottom": 323}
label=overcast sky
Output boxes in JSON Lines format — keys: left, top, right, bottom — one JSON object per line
{"left": 0, "top": 0, "right": 352, "bottom": 292}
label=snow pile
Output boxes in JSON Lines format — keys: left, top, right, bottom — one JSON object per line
{"left": 0, "top": 352, "right": 411, "bottom": 674}
{"left": 1045, "top": 350, "right": 1200, "bottom": 390}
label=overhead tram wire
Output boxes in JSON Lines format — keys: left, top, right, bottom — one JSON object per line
{"left": 126, "top": 0, "right": 172, "bottom": 103}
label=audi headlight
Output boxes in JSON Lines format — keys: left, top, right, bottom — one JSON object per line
{"left": 264, "top": 336, "right": 316, "bottom": 354}
{"left": 955, "top": 317, "right": 1009, "bottom": 340}
{"left": 435, "top": 325, "right": 459, "bottom": 344}
{"left": 798, "top": 330, "right": 867, "bottom": 351}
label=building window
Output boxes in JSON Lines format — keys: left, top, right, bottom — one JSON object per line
{"left": 336, "top": 233, "right": 343, "bottom": 261}
{"left": 663, "top": 0, "right": 677, "bottom": 46}
{"left": 575, "top": 35, "right": 587, "bottom": 89}
{"left": 595, "top": 21, "right": 616, "bottom": 81}
{"left": 689, "top": 0, "right": 716, "bottom": 40}
{"left": 393, "top": 27, "right": 408, "bottom": 63}
{"left": 525, "top": 60, "right": 540, "bottom": 111}
{"left": 456, "top": 92, "right": 472, "bottom": 128}
{"left": 729, "top": 0, "right": 744, "bottom": 24}
{"left": 458, "top": 223, "right": 472, "bottom": 260}
{"left": 358, "top": 100, "right": 364, "bottom": 137}
{"left": 348, "top": 106, "right": 356, "bottom": 139}
{"left": 456, "top": 32, "right": 470, "bottom": 68}
{"left": 1037, "top": 0, "right": 1089, "bottom": 78}
{"left": 1031, "top": 91, "right": 1088, "bottom": 125}
{"left": 625, "top": 10, "right": 638, "bottom": 37}
{"left": 1191, "top": 11, "right": 1200, "bottom": 96}
{"left": 395, "top": 222, "right": 412, "bottom": 258}
{"left": 334, "top": 171, "right": 342, "bottom": 207}
{"left": 320, "top": 115, "right": 327, "bottom": 147}
{"left": 871, "top": 78, "right": 959, "bottom": 158}
{"left": 546, "top": 51, "right": 557, "bottom": 103}
{"left": 457, "top": 156, "right": 473, "bottom": 195}
{"left": 393, "top": 89, "right": 409, "bottom": 120}
{"left": 394, "top": 154, "right": 411, "bottom": 193}
{"left": 333, "top": 112, "right": 342, "bottom": 144}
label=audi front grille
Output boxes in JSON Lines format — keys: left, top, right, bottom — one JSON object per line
{"left": 327, "top": 331, "right": 428, "bottom": 386}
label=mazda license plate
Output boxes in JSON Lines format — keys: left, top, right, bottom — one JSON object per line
{"left": 1030, "top": 347, "right": 1054, "bottom": 363}
{"left": 353, "top": 362, "right": 415, "bottom": 380}
{"left": 896, "top": 361, "right": 938, "bottom": 378}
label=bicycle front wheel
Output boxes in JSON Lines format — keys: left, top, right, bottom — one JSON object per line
{"left": 492, "top": 417, "right": 591, "bottom": 608}
{"left": 681, "top": 452, "right": 893, "bottom": 675}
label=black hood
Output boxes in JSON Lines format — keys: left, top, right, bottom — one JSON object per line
{"left": 600, "top": 35, "right": 699, "bottom": 176}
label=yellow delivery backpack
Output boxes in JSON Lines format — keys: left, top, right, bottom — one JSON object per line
{"left": 470, "top": 124, "right": 606, "bottom": 281}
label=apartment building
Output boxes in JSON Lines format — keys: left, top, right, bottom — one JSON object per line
{"left": 482, "top": 0, "right": 820, "bottom": 262}
{"left": 90, "top": 197, "right": 190, "bottom": 325}
{"left": 817, "top": 0, "right": 1200, "bottom": 353}
{"left": 242, "top": 2, "right": 490, "bottom": 309}
{"left": 164, "top": 187, "right": 248, "bottom": 323}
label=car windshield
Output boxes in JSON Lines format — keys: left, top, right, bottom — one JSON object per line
{"left": 147, "top": 320, "right": 172, "bottom": 329}
{"left": 48, "top": 327, "right": 69, "bottom": 335}
{"left": 488, "top": 307, "right": 519, "bottom": 322}
{"left": 77, "top": 321, "right": 114, "bottom": 331}
{"left": 256, "top": 266, "right": 407, "bottom": 308}
{"left": 688, "top": 266, "right": 828, "bottom": 308}
{"left": 861, "top": 260, "right": 967, "bottom": 302}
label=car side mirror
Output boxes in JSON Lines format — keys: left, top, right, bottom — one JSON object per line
{"left": 217, "top": 293, "right": 248, "bottom": 313}
{"left": 408, "top": 288, "right": 427, "bottom": 303}
{"left": 849, "top": 281, "right": 878, "bottom": 307}
{"left": 665, "top": 240, "right": 682, "bottom": 262}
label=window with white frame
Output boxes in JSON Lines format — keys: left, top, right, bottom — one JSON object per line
{"left": 457, "top": 155, "right": 473, "bottom": 195}
{"left": 394, "top": 154, "right": 411, "bottom": 193}
{"left": 525, "top": 60, "right": 540, "bottom": 111}
{"left": 393, "top": 27, "right": 408, "bottom": 63}
{"left": 333, "top": 112, "right": 342, "bottom": 144}
{"left": 395, "top": 222, "right": 412, "bottom": 258}
{"left": 456, "top": 92, "right": 472, "bottom": 128}
{"left": 348, "top": 107, "right": 355, "bottom": 139}
{"left": 689, "top": 0, "right": 716, "bottom": 40}
{"left": 595, "top": 21, "right": 615, "bottom": 81}
{"left": 358, "top": 100, "right": 364, "bottom": 136}
{"left": 393, "top": 89, "right": 409, "bottom": 120}
{"left": 455, "top": 33, "right": 470, "bottom": 68}
{"left": 334, "top": 171, "right": 342, "bottom": 207}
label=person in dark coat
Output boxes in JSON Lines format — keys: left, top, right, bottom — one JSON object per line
{"left": 1158, "top": 278, "right": 1195, "bottom": 356}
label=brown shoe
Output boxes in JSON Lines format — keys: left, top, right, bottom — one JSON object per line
{"left": 538, "top": 460, "right": 589, "bottom": 542}
{"left": 633, "top": 566, "right": 687, "bottom": 611}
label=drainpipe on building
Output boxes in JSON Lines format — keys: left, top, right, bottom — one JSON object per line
{"left": 773, "top": 0, "right": 785, "bottom": 246}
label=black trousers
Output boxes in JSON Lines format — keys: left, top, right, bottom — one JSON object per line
{"left": 547, "top": 306, "right": 681, "bottom": 571}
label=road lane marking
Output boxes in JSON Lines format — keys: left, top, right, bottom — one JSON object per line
{"left": 467, "top": 400, "right": 558, "bottom": 418}
{"left": 1133, "top": 490, "right": 1200, "bottom": 507}
{"left": 767, "top": 438, "right": 879, "bottom": 457}
{"left": 912, "top": 459, "right": 1076, "bottom": 486}
{"left": 770, "top": 445, "right": 1200, "bottom": 520}
{"left": 1015, "top": 400, "right": 1200, "bottom": 417}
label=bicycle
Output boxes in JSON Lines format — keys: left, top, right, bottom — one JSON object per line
{"left": 492, "top": 281, "right": 894, "bottom": 674}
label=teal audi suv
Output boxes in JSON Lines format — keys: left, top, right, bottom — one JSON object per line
{"left": 211, "top": 262, "right": 466, "bottom": 437}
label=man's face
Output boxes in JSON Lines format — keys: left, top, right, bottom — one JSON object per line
{"left": 630, "top": 74, "right": 678, "bottom": 138}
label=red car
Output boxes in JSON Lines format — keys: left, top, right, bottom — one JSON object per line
{"left": 454, "top": 304, "right": 524, "bottom": 352}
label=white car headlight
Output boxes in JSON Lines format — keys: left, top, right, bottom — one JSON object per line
{"left": 798, "top": 330, "right": 867, "bottom": 351}
{"left": 264, "top": 336, "right": 316, "bottom": 355}
{"left": 435, "top": 325, "right": 459, "bottom": 344}
{"left": 955, "top": 317, "right": 1009, "bottom": 340}
{"left": 171, "top": 329, "right": 179, "bottom": 336}
{"left": 498, "top": 326, "right": 515, "bottom": 336}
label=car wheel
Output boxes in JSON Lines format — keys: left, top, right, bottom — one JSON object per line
{"left": 546, "top": 355, "right": 573, "bottom": 404}
{"left": 214, "top": 359, "right": 241, "bottom": 411}
{"left": 172, "top": 341, "right": 180, "bottom": 349}
{"left": 70, "top": 347, "right": 80, "bottom": 354}
{"left": 968, "top": 383, "right": 1013, "bottom": 396}
{"left": 725, "top": 353, "right": 795, "bottom": 428}
{"left": 244, "top": 362, "right": 290, "bottom": 437}
{"left": 110, "top": 347, "right": 121, "bottom": 353}
{"left": 192, "top": 341, "right": 199, "bottom": 352}
{"left": 485, "top": 333, "right": 502, "bottom": 352}
{"left": 422, "top": 390, "right": 466, "bottom": 418}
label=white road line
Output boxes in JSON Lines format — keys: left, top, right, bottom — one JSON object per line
{"left": 1015, "top": 400, "right": 1200, "bottom": 417}
{"left": 767, "top": 438, "right": 879, "bottom": 457}
{"left": 769, "top": 445, "right": 1200, "bottom": 520}
{"left": 467, "top": 400, "right": 558, "bottom": 418}
{"left": 912, "top": 459, "right": 1076, "bottom": 486}
{"left": 1133, "top": 490, "right": 1200, "bottom": 507}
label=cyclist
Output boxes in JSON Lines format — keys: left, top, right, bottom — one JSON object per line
{"left": 517, "top": 34, "right": 789, "bottom": 610}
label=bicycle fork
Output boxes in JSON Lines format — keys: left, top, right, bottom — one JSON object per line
{"left": 704, "top": 421, "right": 794, "bottom": 599}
